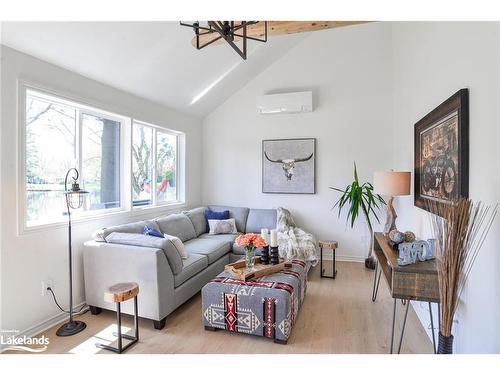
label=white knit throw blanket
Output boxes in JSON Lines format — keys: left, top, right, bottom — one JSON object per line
{"left": 276, "top": 207, "right": 318, "bottom": 266}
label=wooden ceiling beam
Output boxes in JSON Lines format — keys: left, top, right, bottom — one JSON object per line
{"left": 190, "top": 21, "right": 369, "bottom": 48}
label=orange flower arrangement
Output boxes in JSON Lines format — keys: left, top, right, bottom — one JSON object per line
{"left": 235, "top": 233, "right": 266, "bottom": 250}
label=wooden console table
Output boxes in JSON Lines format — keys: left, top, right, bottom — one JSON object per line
{"left": 371, "top": 232, "right": 439, "bottom": 354}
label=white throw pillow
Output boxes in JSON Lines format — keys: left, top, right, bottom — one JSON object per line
{"left": 208, "top": 218, "right": 237, "bottom": 235}
{"left": 164, "top": 233, "right": 189, "bottom": 259}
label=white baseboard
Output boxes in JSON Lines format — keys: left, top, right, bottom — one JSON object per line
{"left": 0, "top": 302, "right": 88, "bottom": 351}
{"left": 336, "top": 255, "right": 365, "bottom": 263}
{"left": 320, "top": 253, "right": 365, "bottom": 263}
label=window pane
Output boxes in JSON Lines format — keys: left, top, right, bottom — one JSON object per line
{"left": 26, "top": 92, "right": 76, "bottom": 226}
{"left": 82, "top": 114, "right": 121, "bottom": 210}
{"left": 156, "top": 131, "right": 177, "bottom": 203}
{"left": 132, "top": 124, "right": 153, "bottom": 206}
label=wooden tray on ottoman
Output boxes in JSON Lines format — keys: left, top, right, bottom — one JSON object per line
{"left": 224, "top": 257, "right": 292, "bottom": 281}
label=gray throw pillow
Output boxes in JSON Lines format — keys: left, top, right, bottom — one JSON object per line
{"left": 105, "top": 232, "right": 183, "bottom": 275}
{"left": 164, "top": 233, "right": 189, "bottom": 259}
{"left": 155, "top": 213, "right": 197, "bottom": 242}
{"left": 182, "top": 207, "right": 208, "bottom": 236}
{"left": 208, "top": 218, "right": 237, "bottom": 235}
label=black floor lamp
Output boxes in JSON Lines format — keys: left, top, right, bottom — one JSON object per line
{"left": 56, "top": 168, "right": 89, "bottom": 337}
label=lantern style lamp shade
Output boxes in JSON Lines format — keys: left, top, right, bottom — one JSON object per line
{"left": 373, "top": 171, "right": 411, "bottom": 235}
{"left": 65, "top": 181, "right": 88, "bottom": 209}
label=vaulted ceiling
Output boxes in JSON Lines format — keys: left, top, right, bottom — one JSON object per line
{"left": 1, "top": 21, "right": 311, "bottom": 118}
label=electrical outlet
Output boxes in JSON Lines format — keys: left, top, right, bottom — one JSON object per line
{"left": 41, "top": 278, "right": 53, "bottom": 296}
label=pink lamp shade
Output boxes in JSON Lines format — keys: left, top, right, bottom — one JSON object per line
{"left": 373, "top": 171, "right": 411, "bottom": 196}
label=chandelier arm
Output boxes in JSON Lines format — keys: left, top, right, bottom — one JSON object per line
{"left": 208, "top": 21, "right": 247, "bottom": 59}
{"left": 197, "top": 30, "right": 216, "bottom": 36}
{"left": 196, "top": 35, "right": 224, "bottom": 50}
{"left": 193, "top": 25, "right": 213, "bottom": 32}
{"left": 179, "top": 22, "right": 214, "bottom": 32}
{"left": 230, "top": 21, "right": 258, "bottom": 33}
{"left": 185, "top": 21, "right": 266, "bottom": 60}
{"left": 231, "top": 34, "right": 267, "bottom": 43}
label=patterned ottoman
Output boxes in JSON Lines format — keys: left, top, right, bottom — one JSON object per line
{"left": 201, "top": 259, "right": 308, "bottom": 344}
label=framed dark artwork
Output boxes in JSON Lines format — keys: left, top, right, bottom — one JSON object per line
{"left": 414, "top": 89, "right": 469, "bottom": 213}
{"left": 262, "top": 138, "right": 316, "bottom": 194}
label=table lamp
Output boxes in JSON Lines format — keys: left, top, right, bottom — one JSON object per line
{"left": 373, "top": 171, "right": 411, "bottom": 235}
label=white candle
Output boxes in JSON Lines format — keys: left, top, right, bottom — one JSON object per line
{"left": 270, "top": 229, "right": 278, "bottom": 247}
{"left": 261, "top": 228, "right": 269, "bottom": 245}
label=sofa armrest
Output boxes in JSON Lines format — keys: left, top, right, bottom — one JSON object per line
{"left": 83, "top": 240, "right": 175, "bottom": 321}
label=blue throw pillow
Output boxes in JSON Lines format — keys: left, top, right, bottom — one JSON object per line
{"left": 143, "top": 226, "right": 164, "bottom": 238}
{"left": 205, "top": 209, "right": 230, "bottom": 221}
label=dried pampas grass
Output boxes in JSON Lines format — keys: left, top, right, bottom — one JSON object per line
{"left": 427, "top": 198, "right": 497, "bottom": 337}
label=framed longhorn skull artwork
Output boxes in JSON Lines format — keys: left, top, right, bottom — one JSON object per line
{"left": 262, "top": 138, "right": 316, "bottom": 194}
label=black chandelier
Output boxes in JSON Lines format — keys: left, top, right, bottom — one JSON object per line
{"left": 180, "top": 21, "right": 268, "bottom": 60}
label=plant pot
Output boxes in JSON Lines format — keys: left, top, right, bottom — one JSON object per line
{"left": 437, "top": 332, "right": 454, "bottom": 354}
{"left": 365, "top": 256, "right": 376, "bottom": 270}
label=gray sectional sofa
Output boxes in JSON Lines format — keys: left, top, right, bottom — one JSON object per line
{"left": 83, "top": 205, "right": 277, "bottom": 329}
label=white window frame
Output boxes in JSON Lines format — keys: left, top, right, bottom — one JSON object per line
{"left": 17, "top": 81, "right": 186, "bottom": 234}
{"left": 131, "top": 119, "right": 182, "bottom": 211}
{"left": 78, "top": 108, "right": 127, "bottom": 213}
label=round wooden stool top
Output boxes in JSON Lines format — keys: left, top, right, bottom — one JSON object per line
{"left": 319, "top": 240, "right": 338, "bottom": 250}
{"left": 104, "top": 282, "right": 139, "bottom": 303}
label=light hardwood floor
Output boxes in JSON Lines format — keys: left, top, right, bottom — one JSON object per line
{"left": 20, "top": 261, "right": 433, "bottom": 354}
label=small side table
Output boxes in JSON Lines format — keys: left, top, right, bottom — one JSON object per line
{"left": 96, "top": 282, "right": 139, "bottom": 354}
{"left": 319, "top": 240, "right": 338, "bottom": 279}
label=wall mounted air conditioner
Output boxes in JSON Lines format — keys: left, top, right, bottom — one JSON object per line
{"left": 256, "top": 91, "right": 313, "bottom": 114}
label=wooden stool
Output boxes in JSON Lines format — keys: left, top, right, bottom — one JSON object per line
{"left": 319, "top": 240, "right": 338, "bottom": 279}
{"left": 96, "top": 282, "right": 139, "bottom": 353}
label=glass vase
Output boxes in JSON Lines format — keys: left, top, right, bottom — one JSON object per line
{"left": 245, "top": 247, "right": 256, "bottom": 270}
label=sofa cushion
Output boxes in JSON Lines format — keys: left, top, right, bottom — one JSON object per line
{"left": 183, "top": 207, "right": 208, "bottom": 237}
{"left": 174, "top": 253, "right": 208, "bottom": 288}
{"left": 155, "top": 213, "right": 197, "bottom": 242}
{"left": 208, "top": 205, "right": 249, "bottom": 233}
{"left": 104, "top": 232, "right": 183, "bottom": 275}
{"left": 197, "top": 233, "right": 239, "bottom": 242}
{"left": 93, "top": 220, "right": 161, "bottom": 242}
{"left": 245, "top": 208, "right": 277, "bottom": 234}
{"left": 184, "top": 238, "right": 231, "bottom": 264}
{"left": 164, "top": 234, "right": 188, "bottom": 259}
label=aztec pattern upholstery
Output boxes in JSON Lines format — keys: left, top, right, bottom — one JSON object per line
{"left": 201, "top": 259, "right": 307, "bottom": 343}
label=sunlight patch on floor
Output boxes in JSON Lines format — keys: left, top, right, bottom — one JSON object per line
{"left": 68, "top": 324, "right": 131, "bottom": 354}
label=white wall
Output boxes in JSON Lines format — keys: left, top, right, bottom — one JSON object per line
{"left": 202, "top": 23, "right": 393, "bottom": 262}
{"left": 0, "top": 31, "right": 3, "bottom": 334}
{"left": 0, "top": 46, "right": 202, "bottom": 336}
{"left": 391, "top": 22, "right": 500, "bottom": 354}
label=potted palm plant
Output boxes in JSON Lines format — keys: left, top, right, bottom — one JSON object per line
{"left": 330, "top": 163, "right": 385, "bottom": 269}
